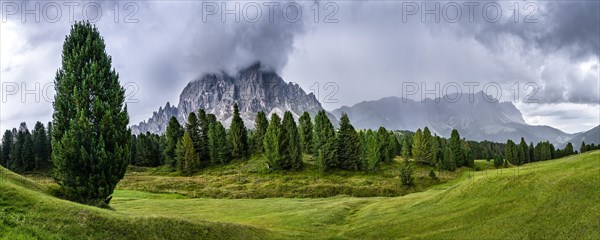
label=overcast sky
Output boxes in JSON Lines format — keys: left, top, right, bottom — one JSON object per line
{"left": 1, "top": 1, "right": 599, "bottom": 134}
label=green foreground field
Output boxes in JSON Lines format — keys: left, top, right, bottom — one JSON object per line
{"left": 1, "top": 151, "right": 599, "bottom": 239}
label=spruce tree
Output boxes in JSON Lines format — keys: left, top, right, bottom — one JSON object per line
{"left": 52, "top": 22, "right": 130, "bottom": 205}
{"left": 10, "top": 123, "right": 29, "bottom": 172}
{"left": 281, "top": 111, "right": 303, "bottom": 170}
{"left": 518, "top": 137, "right": 528, "bottom": 165}
{"left": 208, "top": 121, "right": 229, "bottom": 165}
{"left": 22, "top": 133, "right": 34, "bottom": 172}
{"left": 32, "top": 121, "right": 49, "bottom": 170}
{"left": 505, "top": 140, "right": 519, "bottom": 165}
{"left": 529, "top": 142, "right": 535, "bottom": 162}
{"left": 564, "top": 142, "right": 574, "bottom": 156}
{"left": 377, "top": 127, "right": 390, "bottom": 162}
{"left": 314, "top": 111, "right": 337, "bottom": 172}
{"left": 493, "top": 154, "right": 504, "bottom": 168}
{"left": 197, "top": 108, "right": 210, "bottom": 162}
{"left": 443, "top": 146, "right": 456, "bottom": 171}
{"left": 46, "top": 121, "right": 53, "bottom": 162}
{"left": 253, "top": 111, "right": 269, "bottom": 154}
{"left": 229, "top": 103, "right": 249, "bottom": 159}
{"left": 164, "top": 117, "right": 183, "bottom": 170}
{"left": 264, "top": 113, "right": 283, "bottom": 169}
{"left": 580, "top": 142, "right": 586, "bottom": 153}
{"left": 185, "top": 112, "right": 202, "bottom": 163}
{"left": 177, "top": 132, "right": 197, "bottom": 176}
{"left": 387, "top": 133, "right": 399, "bottom": 161}
{"left": 1, "top": 130, "right": 13, "bottom": 168}
{"left": 449, "top": 129, "right": 464, "bottom": 167}
{"left": 336, "top": 113, "right": 361, "bottom": 171}
{"left": 298, "top": 112, "right": 313, "bottom": 154}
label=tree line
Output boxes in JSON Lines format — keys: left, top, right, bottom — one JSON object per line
{"left": 1, "top": 122, "right": 52, "bottom": 173}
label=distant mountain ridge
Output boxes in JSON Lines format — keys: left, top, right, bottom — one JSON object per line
{"left": 332, "top": 92, "right": 587, "bottom": 146}
{"left": 132, "top": 63, "right": 332, "bottom": 134}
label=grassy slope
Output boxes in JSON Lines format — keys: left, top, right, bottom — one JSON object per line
{"left": 116, "top": 154, "right": 459, "bottom": 199}
{"left": 2, "top": 151, "right": 598, "bottom": 239}
{"left": 0, "top": 166, "right": 272, "bottom": 239}
{"left": 111, "top": 151, "right": 600, "bottom": 239}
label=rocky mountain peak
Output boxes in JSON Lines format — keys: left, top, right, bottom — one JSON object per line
{"left": 131, "top": 63, "right": 329, "bottom": 134}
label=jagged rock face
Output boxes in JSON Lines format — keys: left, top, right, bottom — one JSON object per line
{"left": 131, "top": 63, "right": 325, "bottom": 134}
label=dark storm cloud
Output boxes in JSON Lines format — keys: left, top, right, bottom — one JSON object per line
{"left": 462, "top": 1, "right": 599, "bottom": 60}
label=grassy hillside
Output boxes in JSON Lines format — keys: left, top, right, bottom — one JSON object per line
{"left": 2, "top": 151, "right": 599, "bottom": 239}
{"left": 112, "top": 151, "right": 600, "bottom": 239}
{"left": 116, "top": 154, "right": 460, "bottom": 198}
{"left": 0, "top": 166, "right": 272, "bottom": 239}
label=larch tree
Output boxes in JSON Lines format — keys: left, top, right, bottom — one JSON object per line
{"left": 52, "top": 22, "right": 130, "bottom": 206}
{"left": 177, "top": 132, "right": 198, "bottom": 176}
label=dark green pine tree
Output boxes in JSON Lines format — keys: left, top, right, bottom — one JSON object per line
{"left": 130, "top": 134, "right": 138, "bottom": 166}
{"left": 281, "top": 111, "right": 303, "bottom": 170}
{"left": 387, "top": 133, "right": 399, "bottom": 161}
{"left": 196, "top": 108, "right": 210, "bottom": 162}
{"left": 22, "top": 133, "right": 34, "bottom": 172}
{"left": 46, "top": 121, "right": 53, "bottom": 163}
{"left": 208, "top": 121, "right": 230, "bottom": 165}
{"left": 264, "top": 113, "right": 283, "bottom": 170}
{"left": 185, "top": 112, "right": 202, "bottom": 167}
{"left": 580, "top": 142, "right": 586, "bottom": 153}
{"left": 529, "top": 142, "right": 535, "bottom": 162}
{"left": 564, "top": 142, "right": 574, "bottom": 156}
{"left": 252, "top": 111, "right": 269, "bottom": 154}
{"left": 229, "top": 103, "right": 249, "bottom": 160}
{"left": 164, "top": 117, "right": 183, "bottom": 170}
{"left": 505, "top": 140, "right": 519, "bottom": 165}
{"left": 177, "top": 132, "right": 198, "bottom": 176}
{"left": 377, "top": 127, "right": 390, "bottom": 162}
{"left": 493, "top": 154, "right": 504, "bottom": 168}
{"left": 443, "top": 146, "right": 456, "bottom": 171}
{"left": 518, "top": 137, "right": 529, "bottom": 165}
{"left": 449, "top": 129, "right": 464, "bottom": 167}
{"left": 32, "top": 121, "right": 49, "bottom": 170}
{"left": 462, "top": 141, "right": 474, "bottom": 168}
{"left": 314, "top": 111, "right": 337, "bottom": 172}
{"left": 1, "top": 130, "right": 13, "bottom": 168}
{"left": 298, "top": 112, "right": 313, "bottom": 154}
{"left": 336, "top": 113, "right": 361, "bottom": 171}
{"left": 365, "top": 132, "right": 381, "bottom": 172}
{"left": 52, "top": 22, "right": 130, "bottom": 206}
{"left": 10, "top": 123, "right": 29, "bottom": 172}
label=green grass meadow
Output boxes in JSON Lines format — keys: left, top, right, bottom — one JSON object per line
{"left": 1, "top": 151, "right": 599, "bottom": 239}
